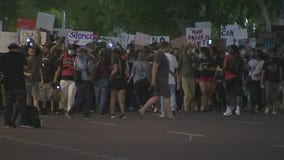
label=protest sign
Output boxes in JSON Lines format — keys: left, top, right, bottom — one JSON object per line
{"left": 135, "top": 32, "right": 151, "bottom": 46}
{"left": 0, "top": 32, "right": 18, "bottom": 52}
{"left": 17, "top": 18, "right": 35, "bottom": 30}
{"left": 118, "top": 33, "right": 135, "bottom": 49}
{"left": 195, "top": 22, "right": 211, "bottom": 29}
{"left": 171, "top": 36, "right": 186, "bottom": 49}
{"left": 68, "top": 30, "right": 94, "bottom": 46}
{"left": 151, "top": 36, "right": 170, "bottom": 44}
{"left": 234, "top": 28, "right": 248, "bottom": 40}
{"left": 35, "top": 12, "right": 55, "bottom": 31}
{"left": 220, "top": 24, "right": 239, "bottom": 46}
{"left": 186, "top": 28, "right": 211, "bottom": 47}
{"left": 257, "top": 32, "right": 277, "bottom": 49}
{"left": 19, "top": 29, "right": 47, "bottom": 45}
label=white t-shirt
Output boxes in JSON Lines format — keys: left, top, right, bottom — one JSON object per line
{"left": 165, "top": 52, "right": 178, "bottom": 84}
{"left": 248, "top": 59, "right": 264, "bottom": 81}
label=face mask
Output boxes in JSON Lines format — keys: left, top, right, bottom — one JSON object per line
{"left": 126, "top": 49, "right": 131, "bottom": 54}
{"left": 67, "top": 49, "right": 75, "bottom": 56}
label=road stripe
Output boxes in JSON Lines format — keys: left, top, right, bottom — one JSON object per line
{"left": 229, "top": 120, "right": 263, "bottom": 125}
{"left": 272, "top": 145, "right": 284, "bottom": 149}
{"left": 91, "top": 121, "right": 117, "bottom": 127}
{"left": 167, "top": 131, "right": 205, "bottom": 137}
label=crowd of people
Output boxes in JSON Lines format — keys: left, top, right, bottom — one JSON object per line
{"left": 0, "top": 37, "right": 283, "bottom": 128}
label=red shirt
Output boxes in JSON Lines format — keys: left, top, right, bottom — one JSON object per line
{"left": 224, "top": 54, "right": 236, "bottom": 80}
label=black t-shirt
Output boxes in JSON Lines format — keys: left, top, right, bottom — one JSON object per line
{"left": 263, "top": 57, "right": 281, "bottom": 83}
{"left": 41, "top": 53, "right": 58, "bottom": 82}
{"left": 0, "top": 51, "right": 27, "bottom": 90}
{"left": 198, "top": 58, "right": 215, "bottom": 77}
{"left": 154, "top": 51, "right": 169, "bottom": 83}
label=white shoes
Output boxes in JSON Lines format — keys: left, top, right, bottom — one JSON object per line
{"left": 223, "top": 107, "right": 232, "bottom": 116}
{"left": 264, "top": 107, "right": 270, "bottom": 114}
{"left": 235, "top": 107, "right": 241, "bottom": 116}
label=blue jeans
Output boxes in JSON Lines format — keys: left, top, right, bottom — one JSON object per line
{"left": 4, "top": 89, "right": 29, "bottom": 126}
{"left": 160, "top": 84, "right": 177, "bottom": 115}
{"left": 94, "top": 79, "right": 110, "bottom": 113}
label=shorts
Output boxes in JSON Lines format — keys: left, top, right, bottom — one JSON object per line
{"left": 25, "top": 81, "right": 39, "bottom": 96}
{"left": 38, "top": 82, "right": 54, "bottom": 101}
{"left": 111, "top": 77, "right": 127, "bottom": 90}
{"left": 152, "top": 80, "right": 171, "bottom": 98}
{"left": 225, "top": 77, "right": 243, "bottom": 96}
{"left": 198, "top": 76, "right": 213, "bottom": 83}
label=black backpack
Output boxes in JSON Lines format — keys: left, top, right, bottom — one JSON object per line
{"left": 227, "top": 54, "right": 243, "bottom": 75}
{"left": 27, "top": 106, "right": 42, "bottom": 128}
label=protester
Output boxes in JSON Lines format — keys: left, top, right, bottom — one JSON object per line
{"left": 53, "top": 44, "right": 78, "bottom": 112}
{"left": 128, "top": 48, "right": 151, "bottom": 110}
{"left": 223, "top": 45, "right": 243, "bottom": 116}
{"left": 0, "top": 43, "right": 31, "bottom": 128}
{"left": 109, "top": 48, "right": 129, "bottom": 119}
{"left": 24, "top": 47, "right": 41, "bottom": 111}
{"left": 177, "top": 44, "right": 198, "bottom": 114}
{"left": 65, "top": 48, "right": 94, "bottom": 119}
{"left": 261, "top": 48, "right": 282, "bottom": 115}
{"left": 138, "top": 41, "right": 175, "bottom": 119}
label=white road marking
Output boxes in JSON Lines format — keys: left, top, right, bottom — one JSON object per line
{"left": 272, "top": 145, "right": 284, "bottom": 148}
{"left": 91, "top": 121, "right": 117, "bottom": 127}
{"left": 167, "top": 131, "right": 205, "bottom": 137}
{"left": 229, "top": 120, "right": 263, "bottom": 125}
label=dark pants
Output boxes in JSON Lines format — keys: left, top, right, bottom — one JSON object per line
{"left": 68, "top": 81, "right": 92, "bottom": 116}
{"left": 4, "top": 89, "right": 29, "bottom": 126}
{"left": 134, "top": 78, "right": 151, "bottom": 107}
{"left": 250, "top": 80, "right": 262, "bottom": 109}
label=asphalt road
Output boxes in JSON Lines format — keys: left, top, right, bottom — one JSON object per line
{"left": 0, "top": 111, "right": 284, "bottom": 160}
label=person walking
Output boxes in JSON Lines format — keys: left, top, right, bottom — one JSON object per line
{"left": 138, "top": 41, "right": 175, "bottom": 119}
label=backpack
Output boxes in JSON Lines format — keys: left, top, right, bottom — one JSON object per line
{"left": 227, "top": 54, "right": 243, "bottom": 74}
{"left": 27, "top": 106, "right": 42, "bottom": 128}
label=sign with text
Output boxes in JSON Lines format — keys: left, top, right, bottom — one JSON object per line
{"left": 0, "top": 32, "right": 18, "bottom": 53}
{"left": 17, "top": 18, "right": 35, "bottom": 30}
{"left": 68, "top": 30, "right": 94, "bottom": 46}
{"left": 35, "top": 12, "right": 55, "bottom": 31}
{"left": 135, "top": 32, "right": 151, "bottom": 46}
{"left": 118, "top": 33, "right": 135, "bottom": 49}
{"left": 220, "top": 24, "right": 240, "bottom": 46}
{"left": 234, "top": 28, "right": 248, "bottom": 40}
{"left": 195, "top": 22, "right": 211, "bottom": 29}
{"left": 186, "top": 28, "right": 211, "bottom": 47}
{"left": 151, "top": 36, "right": 170, "bottom": 44}
{"left": 257, "top": 32, "right": 277, "bottom": 49}
{"left": 19, "top": 29, "right": 47, "bottom": 45}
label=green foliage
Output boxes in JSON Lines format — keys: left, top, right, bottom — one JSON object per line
{"left": 0, "top": 0, "right": 283, "bottom": 38}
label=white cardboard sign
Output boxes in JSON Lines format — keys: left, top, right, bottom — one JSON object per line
{"left": 35, "top": 12, "right": 55, "bottom": 31}
{"left": 0, "top": 32, "right": 18, "bottom": 53}
{"left": 186, "top": 28, "right": 211, "bottom": 47}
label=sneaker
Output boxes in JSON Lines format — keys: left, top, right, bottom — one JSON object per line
{"left": 4, "top": 125, "right": 11, "bottom": 128}
{"left": 223, "top": 107, "right": 232, "bottom": 116}
{"left": 159, "top": 114, "right": 165, "bottom": 118}
{"left": 223, "top": 111, "right": 232, "bottom": 116}
{"left": 65, "top": 112, "right": 74, "bottom": 119}
{"left": 264, "top": 107, "right": 270, "bottom": 114}
{"left": 272, "top": 110, "right": 277, "bottom": 115}
{"left": 20, "top": 124, "right": 34, "bottom": 129}
{"left": 235, "top": 107, "right": 241, "bottom": 116}
{"left": 119, "top": 115, "right": 126, "bottom": 119}
{"left": 110, "top": 114, "right": 116, "bottom": 119}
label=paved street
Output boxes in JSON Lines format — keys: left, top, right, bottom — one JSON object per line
{"left": 0, "top": 111, "right": 284, "bottom": 160}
